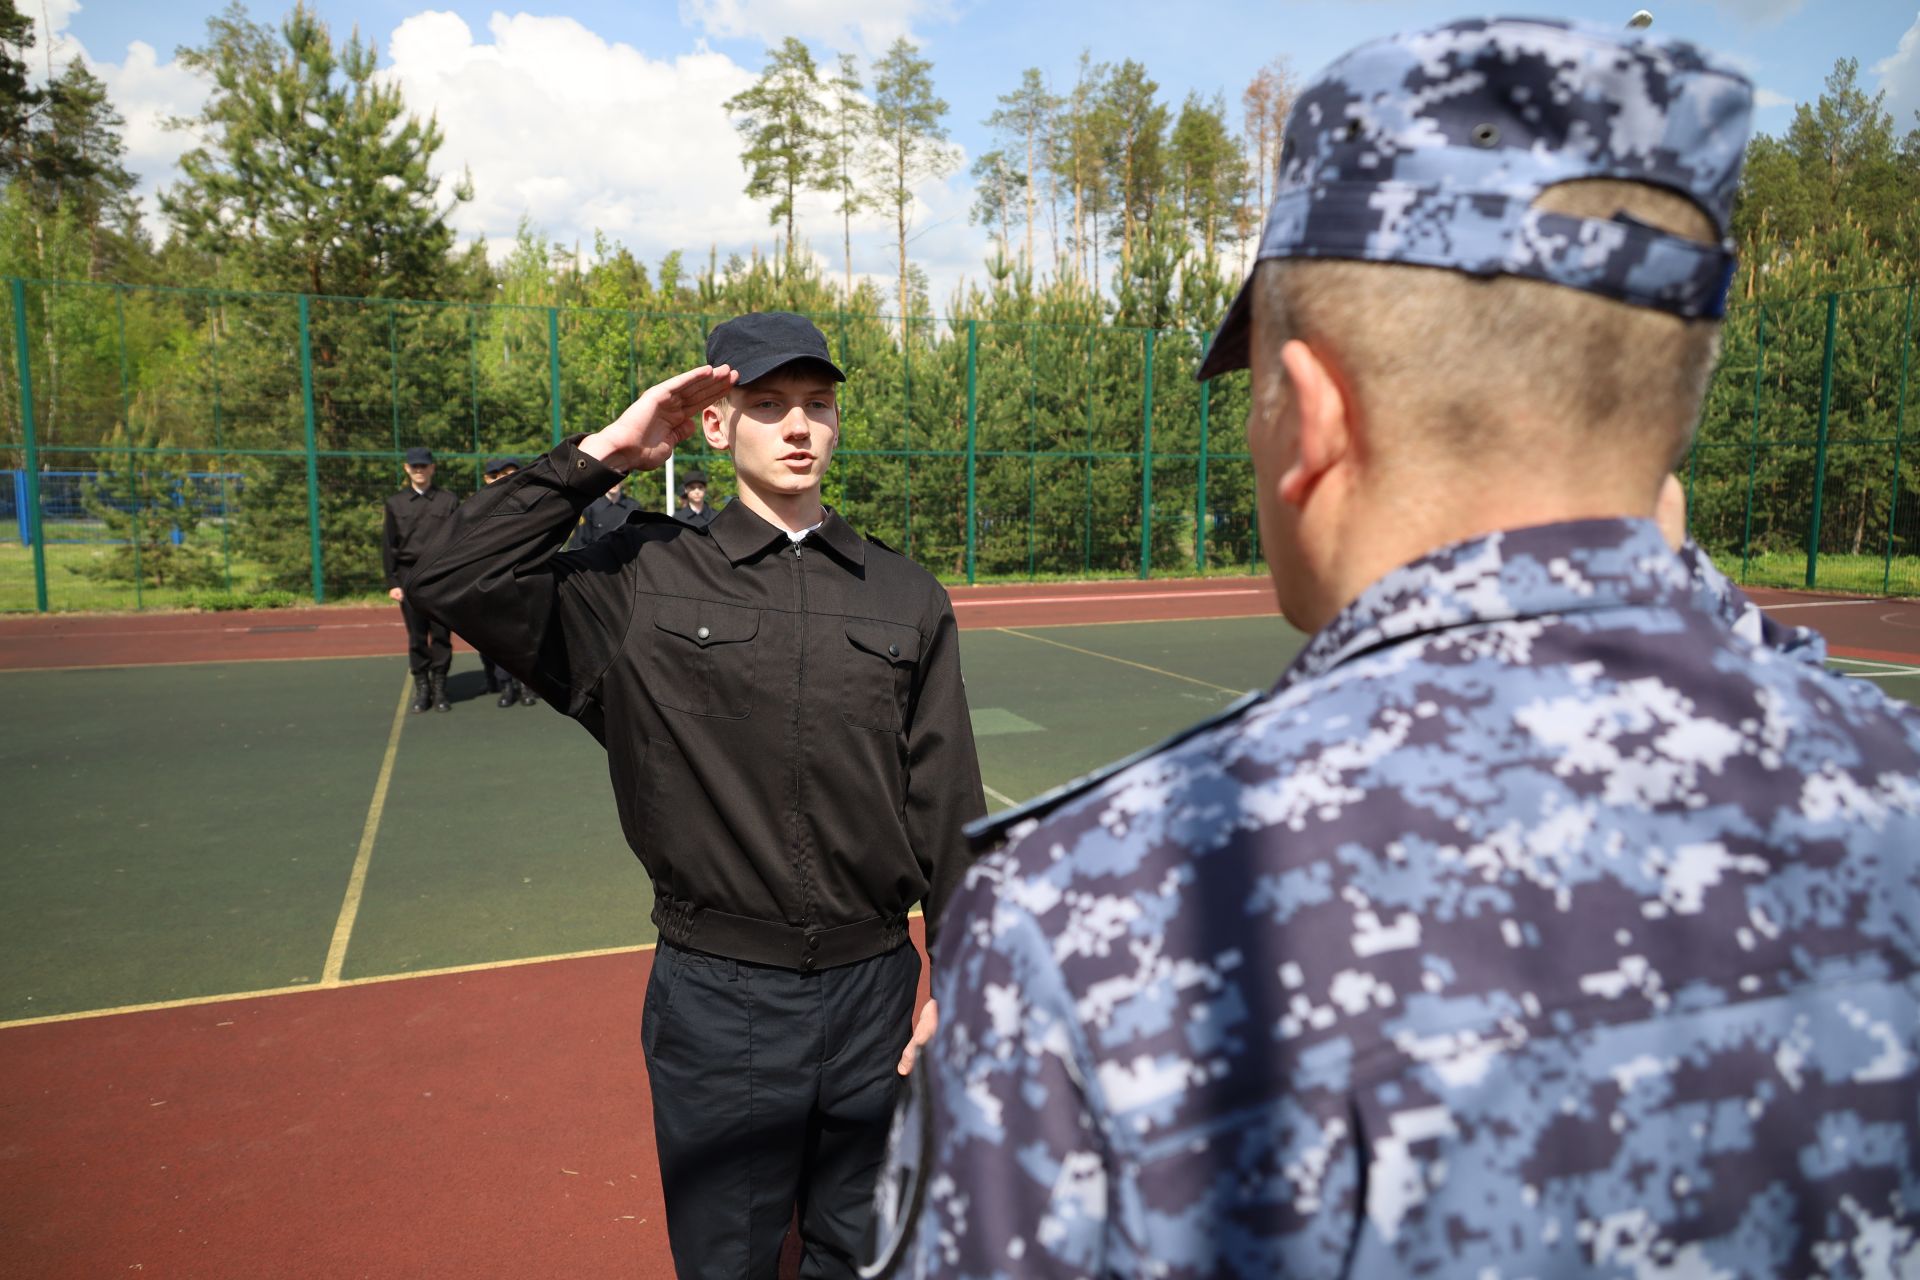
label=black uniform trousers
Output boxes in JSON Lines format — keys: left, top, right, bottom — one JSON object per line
{"left": 398, "top": 594, "right": 451, "bottom": 677}
{"left": 642, "top": 941, "right": 919, "bottom": 1280}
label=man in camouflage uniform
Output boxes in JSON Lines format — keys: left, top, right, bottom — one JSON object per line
{"left": 901, "top": 18, "right": 1920, "bottom": 1279}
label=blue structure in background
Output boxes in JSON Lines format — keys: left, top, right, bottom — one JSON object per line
{"left": 6, "top": 470, "right": 244, "bottom": 546}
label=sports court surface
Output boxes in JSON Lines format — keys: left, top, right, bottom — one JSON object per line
{"left": 3, "top": 577, "right": 1918, "bottom": 1278}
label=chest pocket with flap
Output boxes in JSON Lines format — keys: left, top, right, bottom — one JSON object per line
{"left": 842, "top": 618, "right": 921, "bottom": 733}
{"left": 646, "top": 597, "right": 761, "bottom": 718}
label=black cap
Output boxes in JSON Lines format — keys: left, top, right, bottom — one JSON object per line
{"left": 404, "top": 446, "right": 434, "bottom": 466}
{"left": 705, "top": 312, "right": 845, "bottom": 386}
{"left": 679, "top": 468, "right": 708, "bottom": 490}
{"left": 483, "top": 455, "right": 520, "bottom": 476}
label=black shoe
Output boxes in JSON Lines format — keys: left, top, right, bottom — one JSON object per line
{"left": 521, "top": 687, "right": 539, "bottom": 706}
{"left": 410, "top": 676, "right": 431, "bottom": 714}
{"left": 431, "top": 672, "right": 451, "bottom": 712}
{"left": 499, "top": 680, "right": 521, "bottom": 708}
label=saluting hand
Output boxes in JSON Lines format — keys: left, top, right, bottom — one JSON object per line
{"left": 580, "top": 364, "right": 738, "bottom": 473}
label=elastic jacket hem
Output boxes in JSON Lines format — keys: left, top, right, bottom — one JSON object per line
{"left": 652, "top": 894, "right": 909, "bottom": 971}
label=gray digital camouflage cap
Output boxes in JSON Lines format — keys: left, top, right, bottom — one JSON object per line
{"left": 1197, "top": 17, "right": 1754, "bottom": 380}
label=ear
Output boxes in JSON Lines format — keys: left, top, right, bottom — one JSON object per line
{"left": 701, "top": 399, "right": 733, "bottom": 453}
{"left": 1276, "top": 338, "right": 1352, "bottom": 510}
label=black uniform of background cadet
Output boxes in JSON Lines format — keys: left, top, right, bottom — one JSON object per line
{"left": 406, "top": 312, "right": 985, "bottom": 1279}
{"left": 382, "top": 446, "right": 458, "bottom": 713}
{"left": 476, "top": 456, "right": 537, "bottom": 708}
{"left": 568, "top": 474, "right": 641, "bottom": 549}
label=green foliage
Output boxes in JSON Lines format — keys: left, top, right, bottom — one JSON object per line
{"left": 162, "top": 2, "right": 467, "bottom": 298}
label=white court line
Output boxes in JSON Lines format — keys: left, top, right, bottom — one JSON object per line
{"left": 1828, "top": 655, "right": 1920, "bottom": 674}
{"left": 982, "top": 782, "right": 1019, "bottom": 808}
{"left": 953, "top": 589, "right": 1266, "bottom": 608}
{"left": 1761, "top": 600, "right": 1887, "bottom": 611}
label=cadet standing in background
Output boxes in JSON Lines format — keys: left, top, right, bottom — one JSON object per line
{"left": 672, "top": 467, "right": 717, "bottom": 527}
{"left": 382, "top": 446, "right": 458, "bottom": 714}
{"left": 477, "top": 456, "right": 537, "bottom": 708}
{"left": 902, "top": 18, "right": 1920, "bottom": 1279}
{"left": 569, "top": 474, "right": 642, "bottom": 549}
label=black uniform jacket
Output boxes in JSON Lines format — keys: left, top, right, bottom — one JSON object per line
{"left": 383, "top": 485, "right": 460, "bottom": 589}
{"left": 406, "top": 437, "right": 986, "bottom": 969}
{"left": 569, "top": 491, "right": 643, "bottom": 549}
{"left": 673, "top": 502, "right": 717, "bottom": 528}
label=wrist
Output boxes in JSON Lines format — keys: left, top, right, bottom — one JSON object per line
{"left": 577, "top": 430, "right": 634, "bottom": 471}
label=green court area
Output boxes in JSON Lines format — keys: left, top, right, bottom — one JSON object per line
{"left": 0, "top": 617, "right": 1299, "bottom": 1022}
{"left": 4, "top": 618, "right": 1917, "bottom": 1025}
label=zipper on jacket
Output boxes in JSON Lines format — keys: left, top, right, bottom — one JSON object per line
{"left": 789, "top": 538, "right": 813, "bottom": 935}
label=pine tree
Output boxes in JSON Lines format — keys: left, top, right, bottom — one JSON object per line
{"left": 1170, "top": 93, "right": 1245, "bottom": 263}
{"left": 726, "top": 37, "right": 826, "bottom": 272}
{"left": 867, "top": 38, "right": 954, "bottom": 321}
{"left": 821, "top": 53, "right": 869, "bottom": 301}
{"left": 163, "top": 2, "right": 467, "bottom": 299}
{"left": 986, "top": 69, "right": 1057, "bottom": 268}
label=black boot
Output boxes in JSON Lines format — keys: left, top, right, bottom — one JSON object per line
{"left": 499, "top": 679, "right": 520, "bottom": 708}
{"left": 431, "top": 672, "right": 451, "bottom": 712}
{"left": 411, "top": 675, "right": 431, "bottom": 714}
{"left": 521, "top": 684, "right": 539, "bottom": 706}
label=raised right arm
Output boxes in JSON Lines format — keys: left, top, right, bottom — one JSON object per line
{"left": 404, "top": 440, "right": 635, "bottom": 719}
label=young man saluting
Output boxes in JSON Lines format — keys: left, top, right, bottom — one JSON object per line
{"left": 406, "top": 312, "right": 984, "bottom": 1278}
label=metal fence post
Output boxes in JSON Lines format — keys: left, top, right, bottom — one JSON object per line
{"left": 297, "top": 293, "right": 325, "bottom": 603}
{"left": 11, "top": 278, "right": 47, "bottom": 611}
{"left": 1805, "top": 291, "right": 1839, "bottom": 588}
{"left": 1741, "top": 304, "right": 1766, "bottom": 581}
{"left": 388, "top": 303, "right": 401, "bottom": 453}
{"left": 548, "top": 307, "right": 563, "bottom": 446}
{"left": 964, "top": 319, "right": 979, "bottom": 586}
{"left": 116, "top": 287, "right": 142, "bottom": 608}
{"left": 1138, "top": 328, "right": 1156, "bottom": 579}
{"left": 1196, "top": 373, "right": 1210, "bottom": 572}
{"left": 1885, "top": 284, "right": 1915, "bottom": 594}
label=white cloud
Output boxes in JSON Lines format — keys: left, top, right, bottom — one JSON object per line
{"left": 1874, "top": 10, "right": 1920, "bottom": 131}
{"left": 383, "top": 11, "right": 983, "bottom": 310}
{"left": 678, "top": 0, "right": 952, "bottom": 56}
{"left": 1754, "top": 87, "right": 1792, "bottom": 109}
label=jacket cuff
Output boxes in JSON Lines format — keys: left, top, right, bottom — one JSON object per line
{"left": 552, "top": 434, "right": 627, "bottom": 499}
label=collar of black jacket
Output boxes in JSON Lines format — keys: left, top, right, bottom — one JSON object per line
{"left": 707, "top": 498, "right": 866, "bottom": 567}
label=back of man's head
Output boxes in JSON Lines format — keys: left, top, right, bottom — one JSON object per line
{"left": 1207, "top": 17, "right": 1753, "bottom": 496}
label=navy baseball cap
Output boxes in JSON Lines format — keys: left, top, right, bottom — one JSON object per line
{"left": 403, "top": 446, "right": 434, "bottom": 466}
{"left": 482, "top": 455, "right": 520, "bottom": 476}
{"left": 706, "top": 312, "right": 845, "bottom": 386}
{"left": 1198, "top": 17, "right": 1754, "bottom": 380}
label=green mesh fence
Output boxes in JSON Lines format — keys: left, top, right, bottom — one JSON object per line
{"left": 0, "top": 276, "right": 1912, "bottom": 612}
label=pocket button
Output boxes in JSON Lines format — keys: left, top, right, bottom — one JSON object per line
{"left": 887, "top": 643, "right": 899, "bottom": 657}
{"left": 696, "top": 626, "right": 711, "bottom": 641}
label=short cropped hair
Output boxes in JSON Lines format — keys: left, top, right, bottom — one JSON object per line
{"left": 1252, "top": 180, "right": 1724, "bottom": 474}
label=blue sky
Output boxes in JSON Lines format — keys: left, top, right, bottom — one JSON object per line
{"left": 32, "top": 1, "right": 1920, "bottom": 302}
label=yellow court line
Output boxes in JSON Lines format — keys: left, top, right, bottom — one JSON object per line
{"left": 982, "top": 781, "right": 1019, "bottom": 809}
{"left": 0, "top": 915, "right": 933, "bottom": 1033}
{"left": 0, "top": 942, "right": 662, "bottom": 1031}
{"left": 996, "top": 627, "right": 1250, "bottom": 697}
{"left": 321, "top": 675, "right": 414, "bottom": 985}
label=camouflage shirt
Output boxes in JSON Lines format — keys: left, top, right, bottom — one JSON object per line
{"left": 910, "top": 518, "right": 1920, "bottom": 1278}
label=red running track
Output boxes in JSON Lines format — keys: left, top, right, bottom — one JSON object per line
{"left": 2, "top": 940, "right": 932, "bottom": 1280}
{"left": 0, "top": 577, "right": 1281, "bottom": 671}
{"left": 3, "top": 576, "right": 1916, "bottom": 671}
